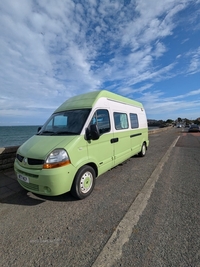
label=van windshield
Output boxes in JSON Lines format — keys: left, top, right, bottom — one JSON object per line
{"left": 38, "top": 109, "right": 91, "bottom": 136}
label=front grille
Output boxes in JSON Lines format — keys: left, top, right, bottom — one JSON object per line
{"left": 16, "top": 154, "right": 44, "bottom": 165}
{"left": 18, "top": 180, "right": 39, "bottom": 191}
{"left": 28, "top": 158, "right": 44, "bottom": 165}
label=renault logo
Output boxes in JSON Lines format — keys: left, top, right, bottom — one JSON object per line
{"left": 23, "top": 158, "right": 28, "bottom": 164}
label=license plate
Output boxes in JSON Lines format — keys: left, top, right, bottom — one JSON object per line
{"left": 17, "top": 174, "right": 29, "bottom": 183}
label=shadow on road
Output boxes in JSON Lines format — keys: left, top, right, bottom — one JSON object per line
{"left": 1, "top": 189, "right": 76, "bottom": 206}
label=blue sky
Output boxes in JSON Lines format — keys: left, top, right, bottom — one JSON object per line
{"left": 0, "top": 0, "right": 200, "bottom": 126}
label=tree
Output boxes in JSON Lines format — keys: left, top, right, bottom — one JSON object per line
{"left": 184, "top": 118, "right": 191, "bottom": 124}
{"left": 193, "top": 118, "right": 200, "bottom": 125}
{"left": 166, "top": 119, "right": 173, "bottom": 124}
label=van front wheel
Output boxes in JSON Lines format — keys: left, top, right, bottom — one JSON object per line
{"left": 71, "top": 165, "right": 96, "bottom": 200}
{"left": 139, "top": 143, "right": 146, "bottom": 157}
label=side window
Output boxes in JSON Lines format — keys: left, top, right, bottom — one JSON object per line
{"left": 130, "top": 113, "right": 139, "bottom": 128}
{"left": 90, "top": 109, "right": 110, "bottom": 134}
{"left": 114, "top": 112, "right": 129, "bottom": 130}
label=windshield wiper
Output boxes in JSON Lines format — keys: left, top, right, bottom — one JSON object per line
{"left": 54, "top": 131, "right": 77, "bottom": 135}
{"left": 37, "top": 130, "right": 78, "bottom": 136}
{"left": 37, "top": 131, "right": 55, "bottom": 135}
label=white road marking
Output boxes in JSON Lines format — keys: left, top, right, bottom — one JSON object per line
{"left": 92, "top": 136, "right": 180, "bottom": 267}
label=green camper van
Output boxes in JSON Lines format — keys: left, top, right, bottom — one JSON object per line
{"left": 14, "top": 90, "right": 149, "bottom": 199}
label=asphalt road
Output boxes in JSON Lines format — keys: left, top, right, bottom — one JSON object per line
{"left": 0, "top": 127, "right": 200, "bottom": 267}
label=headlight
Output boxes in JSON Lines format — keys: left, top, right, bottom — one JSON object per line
{"left": 43, "top": 149, "right": 71, "bottom": 169}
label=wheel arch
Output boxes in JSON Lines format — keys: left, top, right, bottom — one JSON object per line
{"left": 73, "top": 161, "right": 98, "bottom": 181}
{"left": 143, "top": 140, "right": 148, "bottom": 150}
{"left": 84, "top": 162, "right": 98, "bottom": 177}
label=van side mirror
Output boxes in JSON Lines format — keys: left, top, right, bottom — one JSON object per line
{"left": 37, "top": 127, "right": 42, "bottom": 133}
{"left": 86, "top": 124, "right": 100, "bottom": 140}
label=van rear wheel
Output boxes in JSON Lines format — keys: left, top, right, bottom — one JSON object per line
{"left": 139, "top": 143, "right": 146, "bottom": 157}
{"left": 71, "top": 165, "right": 96, "bottom": 200}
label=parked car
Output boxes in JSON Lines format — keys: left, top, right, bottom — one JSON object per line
{"left": 188, "top": 124, "right": 200, "bottom": 132}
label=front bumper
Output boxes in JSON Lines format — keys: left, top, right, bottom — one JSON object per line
{"left": 14, "top": 160, "right": 76, "bottom": 196}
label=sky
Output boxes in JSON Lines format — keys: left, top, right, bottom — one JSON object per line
{"left": 0, "top": 0, "right": 200, "bottom": 126}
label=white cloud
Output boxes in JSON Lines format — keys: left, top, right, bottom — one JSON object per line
{"left": 0, "top": 0, "right": 200, "bottom": 124}
{"left": 141, "top": 92, "right": 200, "bottom": 120}
{"left": 187, "top": 47, "right": 200, "bottom": 74}
{"left": 168, "top": 88, "right": 200, "bottom": 100}
{"left": 154, "top": 42, "right": 167, "bottom": 58}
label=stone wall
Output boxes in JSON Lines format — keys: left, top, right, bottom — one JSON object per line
{"left": 0, "top": 146, "right": 19, "bottom": 172}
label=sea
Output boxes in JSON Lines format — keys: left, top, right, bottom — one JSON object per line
{"left": 0, "top": 126, "right": 40, "bottom": 148}
{"left": 0, "top": 125, "right": 159, "bottom": 148}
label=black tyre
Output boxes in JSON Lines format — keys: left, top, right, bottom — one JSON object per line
{"left": 71, "top": 165, "right": 96, "bottom": 200}
{"left": 138, "top": 143, "right": 146, "bottom": 157}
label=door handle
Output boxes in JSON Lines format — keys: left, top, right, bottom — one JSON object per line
{"left": 110, "top": 138, "right": 119, "bottom": 143}
{"left": 130, "top": 133, "right": 142, "bottom": 138}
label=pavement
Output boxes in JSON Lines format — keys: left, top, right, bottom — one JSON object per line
{"left": 0, "top": 169, "right": 23, "bottom": 201}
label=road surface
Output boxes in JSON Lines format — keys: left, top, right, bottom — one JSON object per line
{"left": 0, "top": 127, "right": 200, "bottom": 267}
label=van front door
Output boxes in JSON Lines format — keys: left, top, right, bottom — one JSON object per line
{"left": 87, "top": 109, "right": 114, "bottom": 175}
